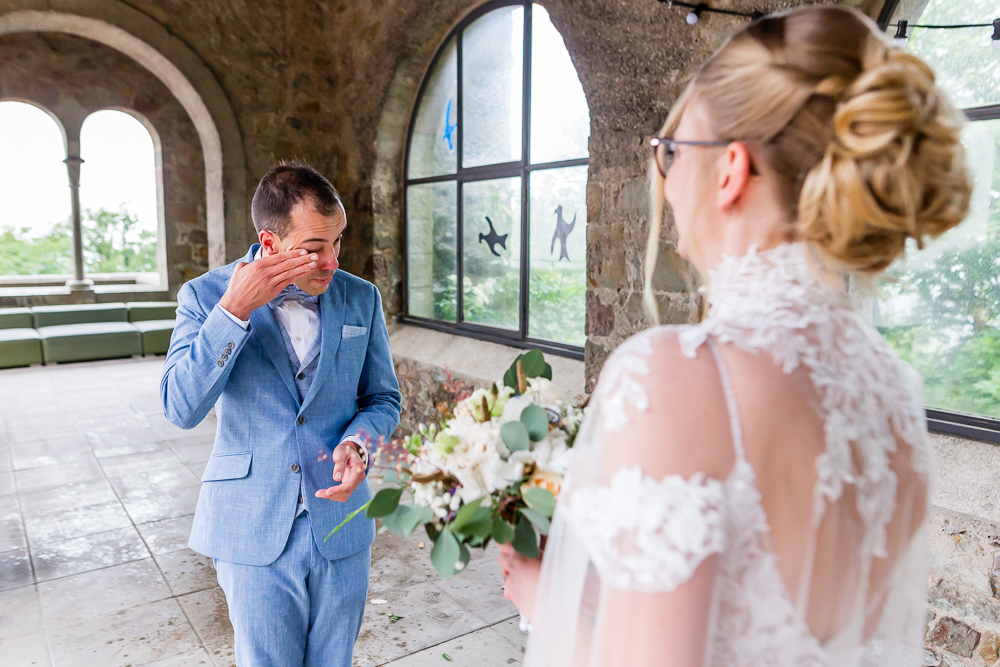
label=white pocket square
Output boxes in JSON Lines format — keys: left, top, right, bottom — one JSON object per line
{"left": 342, "top": 325, "right": 367, "bottom": 339}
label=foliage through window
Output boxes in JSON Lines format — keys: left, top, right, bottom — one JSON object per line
{"left": 877, "top": 0, "right": 1000, "bottom": 420}
{"left": 404, "top": 1, "right": 590, "bottom": 354}
{"left": 0, "top": 102, "right": 159, "bottom": 279}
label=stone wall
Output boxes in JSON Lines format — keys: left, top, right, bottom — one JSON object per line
{"left": 0, "top": 31, "right": 207, "bottom": 296}
{"left": 927, "top": 507, "right": 1000, "bottom": 666}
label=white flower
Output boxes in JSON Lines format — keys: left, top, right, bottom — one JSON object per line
{"left": 526, "top": 377, "right": 565, "bottom": 406}
{"left": 498, "top": 395, "right": 533, "bottom": 424}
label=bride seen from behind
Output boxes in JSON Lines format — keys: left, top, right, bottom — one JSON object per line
{"left": 498, "top": 6, "right": 971, "bottom": 666}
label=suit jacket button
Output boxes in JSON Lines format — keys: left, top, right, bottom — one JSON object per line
{"left": 217, "top": 361, "right": 224, "bottom": 367}
{"left": 221, "top": 353, "right": 229, "bottom": 361}
{"left": 290, "top": 463, "right": 301, "bottom": 473}
{"left": 297, "top": 372, "right": 305, "bottom": 380}
{"left": 297, "top": 416, "right": 305, "bottom": 425}
{"left": 227, "top": 342, "right": 234, "bottom": 347}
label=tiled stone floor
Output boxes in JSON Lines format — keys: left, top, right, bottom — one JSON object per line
{"left": 0, "top": 357, "right": 521, "bottom": 667}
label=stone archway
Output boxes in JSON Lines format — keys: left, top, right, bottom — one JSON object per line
{"left": 0, "top": 4, "right": 248, "bottom": 268}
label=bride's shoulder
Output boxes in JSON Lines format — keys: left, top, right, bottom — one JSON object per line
{"left": 593, "top": 326, "right": 736, "bottom": 481}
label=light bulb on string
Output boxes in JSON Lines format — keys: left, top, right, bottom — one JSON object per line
{"left": 893, "top": 20, "right": 908, "bottom": 48}
{"left": 686, "top": 3, "right": 706, "bottom": 25}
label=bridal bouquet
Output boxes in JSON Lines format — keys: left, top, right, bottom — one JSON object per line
{"left": 327, "top": 350, "right": 584, "bottom": 579}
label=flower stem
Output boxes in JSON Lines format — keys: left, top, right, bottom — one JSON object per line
{"left": 324, "top": 500, "right": 372, "bottom": 542}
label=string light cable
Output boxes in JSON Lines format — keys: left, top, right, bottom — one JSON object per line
{"left": 657, "top": 0, "right": 1000, "bottom": 49}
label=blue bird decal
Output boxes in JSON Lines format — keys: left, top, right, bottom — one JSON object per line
{"left": 443, "top": 99, "right": 457, "bottom": 153}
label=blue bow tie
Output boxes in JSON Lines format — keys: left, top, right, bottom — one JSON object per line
{"left": 270, "top": 284, "right": 319, "bottom": 308}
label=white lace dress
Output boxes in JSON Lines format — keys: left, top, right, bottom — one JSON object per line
{"left": 524, "top": 243, "right": 931, "bottom": 667}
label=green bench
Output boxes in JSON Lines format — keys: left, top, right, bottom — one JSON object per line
{"left": 126, "top": 302, "right": 177, "bottom": 356}
{"left": 0, "top": 307, "right": 43, "bottom": 369}
{"left": 33, "top": 303, "right": 142, "bottom": 364}
{"left": 0, "top": 302, "right": 178, "bottom": 368}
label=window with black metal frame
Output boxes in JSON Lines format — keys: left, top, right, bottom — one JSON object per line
{"left": 401, "top": 0, "right": 590, "bottom": 361}
{"left": 879, "top": 0, "right": 1000, "bottom": 444}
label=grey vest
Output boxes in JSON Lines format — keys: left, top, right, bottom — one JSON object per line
{"left": 269, "top": 302, "right": 322, "bottom": 514}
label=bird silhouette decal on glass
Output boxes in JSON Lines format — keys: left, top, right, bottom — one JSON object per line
{"left": 479, "top": 216, "right": 508, "bottom": 257}
{"left": 551, "top": 205, "right": 576, "bottom": 261}
{"left": 443, "top": 99, "right": 457, "bottom": 153}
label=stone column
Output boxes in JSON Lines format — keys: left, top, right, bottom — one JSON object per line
{"left": 64, "top": 146, "right": 92, "bottom": 294}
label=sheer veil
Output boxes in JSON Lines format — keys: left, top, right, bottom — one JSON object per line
{"left": 523, "top": 244, "right": 932, "bottom": 667}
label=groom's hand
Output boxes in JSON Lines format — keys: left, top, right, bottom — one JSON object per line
{"left": 315, "top": 441, "right": 366, "bottom": 502}
{"left": 218, "top": 249, "right": 318, "bottom": 321}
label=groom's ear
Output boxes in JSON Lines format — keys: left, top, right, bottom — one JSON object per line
{"left": 259, "top": 230, "right": 281, "bottom": 256}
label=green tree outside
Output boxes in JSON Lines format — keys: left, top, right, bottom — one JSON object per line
{"left": 877, "top": 0, "right": 1000, "bottom": 418}
{"left": 0, "top": 207, "right": 157, "bottom": 277}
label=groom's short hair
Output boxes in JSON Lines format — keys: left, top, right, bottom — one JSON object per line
{"left": 251, "top": 161, "right": 343, "bottom": 238}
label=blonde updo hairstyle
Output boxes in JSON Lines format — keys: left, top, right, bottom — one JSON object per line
{"left": 644, "top": 5, "right": 972, "bottom": 323}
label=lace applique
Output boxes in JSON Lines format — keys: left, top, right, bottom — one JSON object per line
{"left": 592, "top": 332, "right": 658, "bottom": 433}
{"left": 564, "top": 466, "right": 725, "bottom": 593}
{"left": 711, "top": 461, "right": 827, "bottom": 667}
{"left": 676, "top": 243, "right": 929, "bottom": 559}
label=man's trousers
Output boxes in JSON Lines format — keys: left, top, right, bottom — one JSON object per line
{"left": 215, "top": 512, "right": 371, "bottom": 667}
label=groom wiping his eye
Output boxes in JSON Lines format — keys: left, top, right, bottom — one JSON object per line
{"left": 161, "top": 161, "right": 401, "bottom": 666}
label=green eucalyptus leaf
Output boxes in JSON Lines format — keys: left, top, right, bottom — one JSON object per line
{"left": 521, "top": 507, "right": 551, "bottom": 533}
{"left": 366, "top": 487, "right": 405, "bottom": 519}
{"left": 381, "top": 470, "right": 400, "bottom": 484}
{"left": 451, "top": 503, "right": 494, "bottom": 540}
{"left": 399, "top": 505, "right": 434, "bottom": 537}
{"left": 501, "top": 421, "right": 531, "bottom": 452}
{"left": 520, "top": 404, "right": 549, "bottom": 442}
{"left": 524, "top": 487, "right": 556, "bottom": 518}
{"left": 519, "top": 349, "right": 547, "bottom": 378}
{"left": 425, "top": 522, "right": 440, "bottom": 543}
{"left": 467, "top": 509, "right": 494, "bottom": 540}
{"left": 540, "top": 362, "right": 553, "bottom": 380}
{"left": 492, "top": 516, "right": 516, "bottom": 544}
{"left": 512, "top": 515, "right": 539, "bottom": 558}
{"left": 503, "top": 364, "right": 518, "bottom": 390}
{"left": 450, "top": 501, "right": 483, "bottom": 532}
{"left": 378, "top": 505, "right": 407, "bottom": 536}
{"left": 431, "top": 529, "right": 461, "bottom": 580}
{"left": 458, "top": 543, "right": 471, "bottom": 571}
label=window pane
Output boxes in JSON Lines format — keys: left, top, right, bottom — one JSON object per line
{"left": 0, "top": 101, "right": 72, "bottom": 275}
{"left": 901, "top": 0, "right": 1000, "bottom": 108}
{"left": 80, "top": 110, "right": 159, "bottom": 274}
{"left": 462, "top": 5, "right": 524, "bottom": 168}
{"left": 463, "top": 178, "right": 521, "bottom": 329}
{"left": 408, "top": 38, "right": 458, "bottom": 179}
{"left": 530, "top": 4, "right": 589, "bottom": 164}
{"left": 407, "top": 182, "right": 458, "bottom": 321}
{"left": 529, "top": 166, "right": 587, "bottom": 346}
{"left": 877, "top": 118, "right": 1000, "bottom": 418}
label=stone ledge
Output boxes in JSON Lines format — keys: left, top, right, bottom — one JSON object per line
{"left": 388, "top": 323, "right": 586, "bottom": 399}
{"left": 932, "top": 433, "right": 1000, "bottom": 526}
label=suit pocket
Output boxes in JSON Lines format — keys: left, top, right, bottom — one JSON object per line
{"left": 202, "top": 452, "right": 252, "bottom": 482}
{"left": 340, "top": 335, "right": 368, "bottom": 350}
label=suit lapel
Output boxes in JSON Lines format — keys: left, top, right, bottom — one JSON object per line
{"left": 301, "top": 278, "right": 345, "bottom": 411}
{"left": 241, "top": 245, "right": 300, "bottom": 405}
{"left": 249, "top": 306, "right": 300, "bottom": 405}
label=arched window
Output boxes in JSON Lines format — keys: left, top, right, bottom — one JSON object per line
{"left": 80, "top": 110, "right": 160, "bottom": 277}
{"left": 404, "top": 1, "right": 590, "bottom": 355}
{"left": 0, "top": 101, "right": 72, "bottom": 275}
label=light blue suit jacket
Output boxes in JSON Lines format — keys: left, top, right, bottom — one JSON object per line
{"left": 161, "top": 245, "right": 401, "bottom": 566}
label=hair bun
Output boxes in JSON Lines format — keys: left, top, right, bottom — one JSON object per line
{"left": 798, "top": 46, "right": 971, "bottom": 272}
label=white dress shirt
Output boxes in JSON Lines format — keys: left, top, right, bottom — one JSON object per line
{"left": 218, "top": 249, "right": 369, "bottom": 469}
